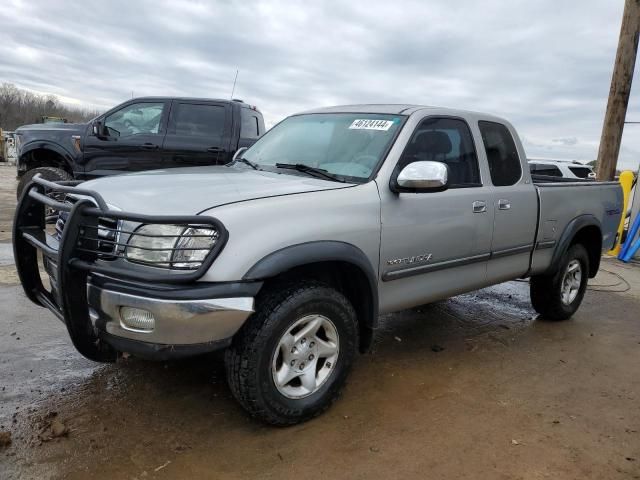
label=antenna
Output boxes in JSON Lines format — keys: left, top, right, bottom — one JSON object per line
{"left": 230, "top": 69, "right": 239, "bottom": 99}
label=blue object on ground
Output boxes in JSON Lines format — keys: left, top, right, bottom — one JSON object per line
{"left": 621, "top": 235, "right": 640, "bottom": 262}
{"left": 619, "top": 212, "right": 640, "bottom": 261}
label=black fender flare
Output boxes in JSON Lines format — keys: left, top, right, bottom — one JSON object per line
{"left": 545, "top": 214, "right": 602, "bottom": 277}
{"left": 243, "top": 241, "right": 380, "bottom": 345}
{"left": 19, "top": 141, "right": 75, "bottom": 171}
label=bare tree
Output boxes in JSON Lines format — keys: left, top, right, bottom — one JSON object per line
{"left": 0, "top": 83, "right": 101, "bottom": 130}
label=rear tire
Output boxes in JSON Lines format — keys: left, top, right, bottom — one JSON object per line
{"left": 17, "top": 166, "right": 72, "bottom": 200}
{"left": 225, "top": 281, "right": 358, "bottom": 426}
{"left": 530, "top": 244, "right": 589, "bottom": 320}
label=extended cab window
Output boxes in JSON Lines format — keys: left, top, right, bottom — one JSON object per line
{"left": 479, "top": 121, "right": 522, "bottom": 186}
{"left": 104, "top": 102, "right": 164, "bottom": 137}
{"left": 240, "top": 110, "right": 260, "bottom": 139}
{"left": 174, "top": 103, "right": 226, "bottom": 137}
{"left": 399, "top": 117, "right": 481, "bottom": 187}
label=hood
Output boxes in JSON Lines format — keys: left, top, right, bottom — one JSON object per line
{"left": 80, "top": 166, "right": 354, "bottom": 215}
{"left": 16, "top": 122, "right": 87, "bottom": 134}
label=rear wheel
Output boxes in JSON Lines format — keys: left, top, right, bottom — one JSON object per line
{"left": 225, "top": 281, "right": 358, "bottom": 425}
{"left": 17, "top": 166, "right": 72, "bottom": 200}
{"left": 530, "top": 244, "right": 589, "bottom": 320}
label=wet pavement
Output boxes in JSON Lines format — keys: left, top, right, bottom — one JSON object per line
{"left": 1, "top": 166, "right": 639, "bottom": 479}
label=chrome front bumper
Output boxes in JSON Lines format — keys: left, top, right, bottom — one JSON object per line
{"left": 87, "top": 283, "right": 254, "bottom": 346}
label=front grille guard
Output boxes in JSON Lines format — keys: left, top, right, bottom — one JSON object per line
{"left": 13, "top": 174, "right": 229, "bottom": 322}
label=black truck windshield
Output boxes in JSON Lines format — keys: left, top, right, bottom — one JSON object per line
{"left": 242, "top": 113, "right": 404, "bottom": 182}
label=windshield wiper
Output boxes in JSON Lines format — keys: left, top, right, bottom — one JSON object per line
{"left": 275, "top": 163, "right": 346, "bottom": 183}
{"left": 234, "top": 157, "right": 260, "bottom": 170}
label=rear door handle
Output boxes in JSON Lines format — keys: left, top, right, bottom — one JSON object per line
{"left": 498, "top": 199, "right": 511, "bottom": 210}
{"left": 472, "top": 201, "right": 487, "bottom": 213}
{"left": 141, "top": 143, "right": 159, "bottom": 150}
{"left": 207, "top": 147, "right": 225, "bottom": 153}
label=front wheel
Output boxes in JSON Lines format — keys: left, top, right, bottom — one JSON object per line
{"left": 530, "top": 244, "right": 590, "bottom": 320}
{"left": 225, "top": 282, "right": 358, "bottom": 426}
{"left": 16, "top": 166, "right": 72, "bottom": 200}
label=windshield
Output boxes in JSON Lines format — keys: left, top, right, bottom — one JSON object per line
{"left": 241, "top": 113, "right": 405, "bottom": 182}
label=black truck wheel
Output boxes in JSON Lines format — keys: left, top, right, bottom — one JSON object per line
{"left": 225, "top": 281, "right": 359, "bottom": 426}
{"left": 530, "top": 244, "right": 590, "bottom": 320}
{"left": 17, "top": 167, "right": 72, "bottom": 200}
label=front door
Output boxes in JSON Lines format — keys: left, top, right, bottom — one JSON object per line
{"left": 378, "top": 116, "right": 493, "bottom": 313}
{"left": 478, "top": 120, "right": 538, "bottom": 282}
{"left": 162, "top": 100, "right": 233, "bottom": 168}
{"left": 82, "top": 101, "right": 168, "bottom": 177}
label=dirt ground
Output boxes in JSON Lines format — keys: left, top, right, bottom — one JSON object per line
{"left": 0, "top": 166, "right": 639, "bottom": 479}
{"left": 0, "top": 166, "right": 16, "bottom": 243}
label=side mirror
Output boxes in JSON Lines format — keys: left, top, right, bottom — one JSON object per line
{"left": 392, "top": 161, "right": 449, "bottom": 193}
{"left": 233, "top": 147, "right": 248, "bottom": 161}
{"left": 92, "top": 121, "right": 107, "bottom": 138}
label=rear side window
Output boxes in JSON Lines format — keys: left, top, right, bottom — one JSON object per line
{"left": 478, "top": 121, "right": 522, "bottom": 186}
{"left": 568, "top": 166, "right": 592, "bottom": 178}
{"left": 174, "top": 103, "right": 226, "bottom": 137}
{"left": 240, "top": 110, "right": 260, "bottom": 139}
{"left": 400, "top": 117, "right": 481, "bottom": 187}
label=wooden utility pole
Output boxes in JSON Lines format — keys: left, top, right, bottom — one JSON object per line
{"left": 596, "top": 0, "right": 640, "bottom": 180}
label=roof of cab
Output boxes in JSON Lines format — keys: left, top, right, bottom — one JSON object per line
{"left": 299, "top": 104, "right": 425, "bottom": 115}
{"left": 130, "top": 96, "right": 262, "bottom": 113}
{"left": 298, "top": 104, "right": 505, "bottom": 121}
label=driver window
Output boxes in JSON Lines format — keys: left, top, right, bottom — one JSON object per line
{"left": 399, "top": 117, "right": 481, "bottom": 188}
{"left": 103, "top": 102, "right": 165, "bottom": 137}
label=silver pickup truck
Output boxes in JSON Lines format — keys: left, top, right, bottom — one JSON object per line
{"left": 13, "top": 104, "right": 622, "bottom": 425}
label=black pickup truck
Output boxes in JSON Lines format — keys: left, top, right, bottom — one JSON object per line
{"left": 15, "top": 97, "right": 265, "bottom": 197}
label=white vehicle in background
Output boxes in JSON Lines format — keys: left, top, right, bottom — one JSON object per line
{"left": 528, "top": 159, "right": 596, "bottom": 180}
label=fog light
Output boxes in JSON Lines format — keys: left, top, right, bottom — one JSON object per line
{"left": 120, "top": 307, "right": 155, "bottom": 332}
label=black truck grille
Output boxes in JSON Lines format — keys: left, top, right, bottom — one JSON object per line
{"left": 56, "top": 197, "right": 119, "bottom": 258}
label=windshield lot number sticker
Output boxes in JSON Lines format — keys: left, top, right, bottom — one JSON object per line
{"left": 349, "top": 119, "right": 394, "bottom": 131}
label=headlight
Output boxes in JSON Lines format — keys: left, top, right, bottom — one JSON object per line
{"left": 172, "top": 227, "right": 220, "bottom": 268}
{"left": 125, "top": 224, "right": 220, "bottom": 269}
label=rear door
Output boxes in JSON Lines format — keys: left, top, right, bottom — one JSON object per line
{"left": 82, "top": 100, "right": 168, "bottom": 176}
{"left": 162, "top": 100, "right": 233, "bottom": 168}
{"left": 479, "top": 120, "right": 538, "bottom": 282}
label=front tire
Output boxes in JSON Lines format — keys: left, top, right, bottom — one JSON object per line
{"left": 530, "top": 244, "right": 590, "bottom": 320}
{"left": 17, "top": 166, "right": 72, "bottom": 199}
{"left": 225, "top": 281, "right": 358, "bottom": 426}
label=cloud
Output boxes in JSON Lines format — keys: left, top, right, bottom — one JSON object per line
{"left": 552, "top": 137, "right": 578, "bottom": 146}
{"left": 0, "top": 0, "right": 638, "bottom": 170}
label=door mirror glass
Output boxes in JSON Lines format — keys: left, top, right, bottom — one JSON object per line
{"left": 92, "top": 121, "right": 107, "bottom": 137}
{"left": 233, "top": 147, "right": 248, "bottom": 161}
{"left": 395, "top": 161, "right": 449, "bottom": 192}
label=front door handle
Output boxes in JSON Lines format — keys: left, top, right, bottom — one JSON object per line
{"left": 498, "top": 199, "right": 511, "bottom": 210}
{"left": 472, "top": 201, "right": 487, "bottom": 213}
{"left": 141, "top": 143, "right": 159, "bottom": 150}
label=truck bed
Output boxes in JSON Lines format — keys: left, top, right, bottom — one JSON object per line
{"left": 529, "top": 180, "right": 623, "bottom": 275}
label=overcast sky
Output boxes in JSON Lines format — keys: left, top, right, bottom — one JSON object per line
{"left": 1, "top": 0, "right": 639, "bottom": 169}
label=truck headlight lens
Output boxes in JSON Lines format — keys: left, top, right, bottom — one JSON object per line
{"left": 172, "top": 227, "right": 220, "bottom": 268}
{"left": 125, "top": 224, "right": 219, "bottom": 269}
